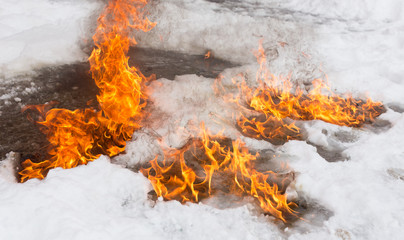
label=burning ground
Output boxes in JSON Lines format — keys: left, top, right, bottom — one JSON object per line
{"left": 1, "top": 0, "right": 404, "bottom": 239}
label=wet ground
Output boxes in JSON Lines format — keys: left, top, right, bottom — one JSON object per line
{"left": 0, "top": 47, "right": 237, "bottom": 160}
{"left": 206, "top": 0, "right": 350, "bottom": 25}
{"left": 0, "top": 45, "right": 393, "bottom": 163}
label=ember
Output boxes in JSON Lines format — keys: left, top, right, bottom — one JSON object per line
{"left": 205, "top": 51, "right": 212, "bottom": 59}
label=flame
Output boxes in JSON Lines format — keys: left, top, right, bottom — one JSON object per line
{"left": 19, "top": 0, "right": 155, "bottom": 182}
{"left": 204, "top": 51, "right": 211, "bottom": 59}
{"left": 141, "top": 124, "right": 297, "bottom": 222}
{"left": 235, "top": 42, "right": 384, "bottom": 143}
{"left": 16, "top": 0, "right": 383, "bottom": 224}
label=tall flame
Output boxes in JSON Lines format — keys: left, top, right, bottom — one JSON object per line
{"left": 234, "top": 42, "right": 384, "bottom": 144}
{"left": 19, "top": 0, "right": 155, "bottom": 182}
{"left": 141, "top": 124, "right": 297, "bottom": 222}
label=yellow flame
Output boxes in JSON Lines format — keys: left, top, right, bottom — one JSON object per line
{"left": 141, "top": 124, "right": 297, "bottom": 222}
{"left": 235, "top": 42, "right": 384, "bottom": 143}
{"left": 19, "top": 0, "right": 155, "bottom": 182}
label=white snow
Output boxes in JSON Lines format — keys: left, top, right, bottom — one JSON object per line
{"left": 1, "top": 0, "right": 404, "bottom": 239}
{"left": 138, "top": 0, "right": 321, "bottom": 82}
{"left": 0, "top": 155, "right": 283, "bottom": 240}
{"left": 0, "top": 0, "right": 101, "bottom": 78}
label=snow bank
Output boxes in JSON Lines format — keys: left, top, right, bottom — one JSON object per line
{"left": 0, "top": 156, "right": 283, "bottom": 240}
{"left": 0, "top": 0, "right": 101, "bottom": 77}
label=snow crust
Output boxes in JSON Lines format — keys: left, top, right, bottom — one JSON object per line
{"left": 1, "top": 0, "right": 404, "bottom": 239}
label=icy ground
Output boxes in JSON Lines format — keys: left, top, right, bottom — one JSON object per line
{"left": 1, "top": 0, "right": 404, "bottom": 239}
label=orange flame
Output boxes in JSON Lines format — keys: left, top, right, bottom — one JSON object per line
{"left": 19, "top": 0, "right": 155, "bottom": 182}
{"left": 141, "top": 124, "right": 297, "bottom": 222}
{"left": 235, "top": 42, "right": 384, "bottom": 143}
{"left": 204, "top": 51, "right": 211, "bottom": 59}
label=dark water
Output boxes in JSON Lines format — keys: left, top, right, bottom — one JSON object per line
{"left": 0, "top": 48, "right": 237, "bottom": 159}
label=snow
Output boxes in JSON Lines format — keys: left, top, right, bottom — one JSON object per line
{"left": 0, "top": 0, "right": 101, "bottom": 78}
{"left": 137, "top": 0, "right": 320, "bottom": 80}
{"left": 0, "top": 155, "right": 283, "bottom": 240}
{"left": 1, "top": 0, "right": 404, "bottom": 239}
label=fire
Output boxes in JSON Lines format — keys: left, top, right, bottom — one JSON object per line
{"left": 141, "top": 124, "right": 297, "bottom": 222}
{"left": 16, "top": 0, "right": 384, "bottom": 224}
{"left": 204, "top": 51, "right": 211, "bottom": 59}
{"left": 17, "top": 1, "right": 297, "bottom": 222}
{"left": 19, "top": 0, "right": 155, "bottom": 182}
{"left": 235, "top": 42, "right": 384, "bottom": 144}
